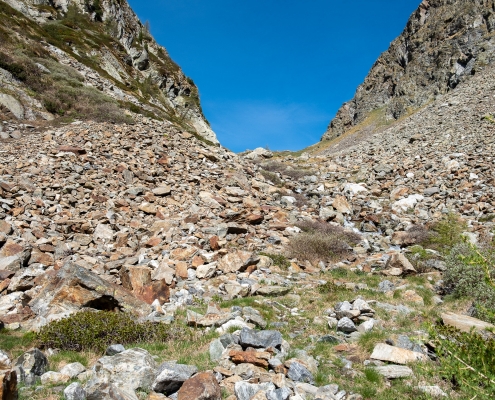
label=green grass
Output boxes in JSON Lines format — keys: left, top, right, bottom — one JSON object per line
{"left": 0, "top": 330, "right": 36, "bottom": 359}
{"left": 358, "top": 330, "right": 388, "bottom": 355}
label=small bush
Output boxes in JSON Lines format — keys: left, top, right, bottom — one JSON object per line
{"left": 287, "top": 221, "right": 360, "bottom": 264}
{"left": 430, "top": 323, "right": 495, "bottom": 398}
{"left": 425, "top": 213, "right": 467, "bottom": 253}
{"left": 444, "top": 243, "right": 495, "bottom": 323}
{"left": 260, "top": 170, "right": 283, "bottom": 186}
{"left": 37, "top": 310, "right": 188, "bottom": 353}
{"left": 403, "top": 224, "right": 431, "bottom": 244}
{"left": 259, "top": 252, "right": 291, "bottom": 269}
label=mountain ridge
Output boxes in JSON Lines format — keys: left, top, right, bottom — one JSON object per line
{"left": 0, "top": 0, "right": 218, "bottom": 143}
{"left": 322, "top": 0, "right": 495, "bottom": 141}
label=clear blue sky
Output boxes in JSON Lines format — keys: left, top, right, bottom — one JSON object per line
{"left": 128, "top": 1, "right": 420, "bottom": 152}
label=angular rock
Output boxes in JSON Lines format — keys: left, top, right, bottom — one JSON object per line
{"left": 64, "top": 382, "right": 87, "bottom": 400}
{"left": 239, "top": 328, "right": 282, "bottom": 349}
{"left": 370, "top": 343, "right": 428, "bottom": 364}
{"left": 60, "top": 362, "right": 86, "bottom": 378}
{"left": 177, "top": 372, "right": 221, "bottom": 400}
{"left": 337, "top": 317, "right": 357, "bottom": 333}
{"left": 14, "top": 348, "right": 48, "bottom": 385}
{"left": 152, "top": 362, "right": 198, "bottom": 395}
{"left": 374, "top": 365, "right": 413, "bottom": 379}
{"left": 85, "top": 348, "right": 157, "bottom": 394}
{"left": 287, "top": 362, "right": 314, "bottom": 384}
{"left": 217, "top": 250, "right": 259, "bottom": 273}
{"left": 441, "top": 312, "right": 495, "bottom": 333}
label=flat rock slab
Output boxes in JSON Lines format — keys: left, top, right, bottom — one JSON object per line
{"left": 370, "top": 343, "right": 428, "bottom": 364}
{"left": 441, "top": 311, "right": 495, "bottom": 333}
{"left": 374, "top": 365, "right": 414, "bottom": 379}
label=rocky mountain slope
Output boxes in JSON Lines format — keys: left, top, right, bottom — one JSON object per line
{"left": 1, "top": 60, "right": 495, "bottom": 399}
{"left": 322, "top": 0, "right": 495, "bottom": 141}
{"left": 2, "top": 1, "right": 495, "bottom": 399}
{"left": 0, "top": 0, "right": 217, "bottom": 143}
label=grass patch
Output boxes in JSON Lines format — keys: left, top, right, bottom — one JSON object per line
{"left": 0, "top": 330, "right": 36, "bottom": 359}
{"left": 357, "top": 330, "right": 387, "bottom": 355}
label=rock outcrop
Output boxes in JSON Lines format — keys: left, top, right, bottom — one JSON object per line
{"left": 322, "top": 0, "right": 495, "bottom": 141}
{"left": 0, "top": 0, "right": 217, "bottom": 143}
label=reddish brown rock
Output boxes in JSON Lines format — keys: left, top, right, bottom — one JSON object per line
{"left": 177, "top": 372, "right": 221, "bottom": 400}
{"left": 175, "top": 262, "right": 189, "bottom": 279}
{"left": 135, "top": 280, "right": 170, "bottom": 304}
{"left": 120, "top": 266, "right": 152, "bottom": 292}
{"left": 0, "top": 241, "right": 24, "bottom": 257}
{"left": 58, "top": 145, "right": 87, "bottom": 155}
{"left": 191, "top": 255, "right": 204, "bottom": 268}
{"left": 229, "top": 350, "right": 270, "bottom": 368}
{"left": 29, "top": 249, "right": 54, "bottom": 266}
{"left": 210, "top": 236, "right": 220, "bottom": 250}
{"left": 0, "top": 369, "right": 17, "bottom": 400}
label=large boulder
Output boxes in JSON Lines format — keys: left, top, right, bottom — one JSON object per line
{"left": 28, "top": 262, "right": 150, "bottom": 327}
{"left": 14, "top": 349, "right": 47, "bottom": 385}
{"left": 217, "top": 250, "right": 259, "bottom": 273}
{"left": 85, "top": 348, "right": 157, "bottom": 396}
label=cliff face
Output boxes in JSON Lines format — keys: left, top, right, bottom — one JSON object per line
{"left": 0, "top": 0, "right": 218, "bottom": 143}
{"left": 322, "top": 0, "right": 495, "bottom": 141}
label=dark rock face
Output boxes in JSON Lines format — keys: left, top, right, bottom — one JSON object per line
{"left": 322, "top": 0, "right": 495, "bottom": 141}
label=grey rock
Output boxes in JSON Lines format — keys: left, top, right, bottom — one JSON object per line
{"left": 234, "top": 381, "right": 275, "bottom": 400}
{"left": 395, "top": 335, "right": 424, "bottom": 354}
{"left": 14, "top": 348, "right": 48, "bottom": 385}
{"left": 374, "top": 365, "right": 414, "bottom": 379}
{"left": 85, "top": 348, "right": 156, "bottom": 394}
{"left": 337, "top": 317, "right": 357, "bottom": 333}
{"left": 378, "top": 280, "right": 395, "bottom": 292}
{"left": 316, "top": 384, "right": 339, "bottom": 397}
{"left": 239, "top": 328, "right": 283, "bottom": 349}
{"left": 424, "top": 187, "right": 440, "bottom": 196}
{"left": 287, "top": 362, "right": 314, "bottom": 384}
{"left": 64, "top": 382, "right": 87, "bottom": 400}
{"left": 60, "top": 362, "right": 86, "bottom": 378}
{"left": 266, "top": 387, "right": 292, "bottom": 400}
{"left": 152, "top": 362, "right": 198, "bottom": 394}
{"left": 317, "top": 335, "right": 341, "bottom": 344}
{"left": 209, "top": 339, "right": 225, "bottom": 362}
{"left": 85, "top": 382, "right": 138, "bottom": 400}
{"left": 105, "top": 344, "right": 125, "bottom": 356}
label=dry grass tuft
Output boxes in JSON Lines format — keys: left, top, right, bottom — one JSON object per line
{"left": 287, "top": 221, "right": 361, "bottom": 264}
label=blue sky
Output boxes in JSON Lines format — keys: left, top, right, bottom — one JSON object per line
{"left": 128, "top": 0, "right": 420, "bottom": 152}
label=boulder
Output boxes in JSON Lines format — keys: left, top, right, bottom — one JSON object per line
{"left": 151, "top": 362, "right": 198, "bottom": 395}
{"left": 14, "top": 349, "right": 47, "bottom": 385}
{"left": 177, "top": 372, "right": 221, "bottom": 400}
{"left": 441, "top": 312, "right": 495, "bottom": 333}
{"left": 217, "top": 250, "right": 259, "bottom": 273}
{"left": 0, "top": 369, "right": 17, "bottom": 400}
{"left": 64, "top": 382, "right": 87, "bottom": 400}
{"left": 370, "top": 343, "right": 428, "bottom": 364}
{"left": 239, "top": 328, "right": 283, "bottom": 349}
{"left": 85, "top": 348, "right": 157, "bottom": 395}
{"left": 28, "top": 263, "right": 150, "bottom": 325}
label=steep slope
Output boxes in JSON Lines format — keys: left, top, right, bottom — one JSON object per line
{"left": 322, "top": 0, "right": 495, "bottom": 141}
{"left": 0, "top": 0, "right": 217, "bottom": 143}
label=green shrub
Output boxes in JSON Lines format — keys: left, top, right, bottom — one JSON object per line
{"left": 444, "top": 243, "right": 495, "bottom": 323}
{"left": 260, "top": 170, "right": 283, "bottom": 186}
{"left": 37, "top": 311, "right": 188, "bottom": 353}
{"left": 430, "top": 323, "right": 495, "bottom": 397}
{"left": 259, "top": 252, "right": 291, "bottom": 269}
{"left": 287, "top": 221, "right": 360, "bottom": 264}
{"left": 425, "top": 213, "right": 467, "bottom": 254}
